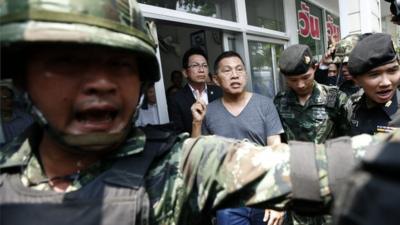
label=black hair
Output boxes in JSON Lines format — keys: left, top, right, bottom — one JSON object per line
{"left": 213, "top": 51, "right": 245, "bottom": 74}
{"left": 182, "top": 47, "right": 208, "bottom": 69}
{"left": 170, "top": 70, "right": 183, "bottom": 82}
{"left": 140, "top": 82, "right": 155, "bottom": 110}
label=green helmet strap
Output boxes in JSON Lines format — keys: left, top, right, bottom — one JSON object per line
{"left": 26, "top": 94, "right": 132, "bottom": 153}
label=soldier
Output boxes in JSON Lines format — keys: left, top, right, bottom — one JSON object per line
{"left": 331, "top": 34, "right": 363, "bottom": 97}
{"left": 274, "top": 44, "right": 353, "bottom": 225}
{"left": 0, "top": 1, "right": 399, "bottom": 225}
{"left": 348, "top": 33, "right": 400, "bottom": 135}
{"left": 274, "top": 44, "right": 352, "bottom": 144}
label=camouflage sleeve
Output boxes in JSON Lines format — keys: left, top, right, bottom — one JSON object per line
{"left": 180, "top": 133, "right": 378, "bottom": 213}
{"left": 335, "top": 91, "right": 353, "bottom": 136}
{"left": 180, "top": 135, "right": 292, "bottom": 210}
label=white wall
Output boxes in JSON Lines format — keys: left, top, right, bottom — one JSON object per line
{"left": 309, "top": 0, "right": 339, "bottom": 15}
{"left": 339, "top": 0, "right": 381, "bottom": 37}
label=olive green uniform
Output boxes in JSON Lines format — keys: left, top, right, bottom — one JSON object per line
{"left": 274, "top": 82, "right": 352, "bottom": 144}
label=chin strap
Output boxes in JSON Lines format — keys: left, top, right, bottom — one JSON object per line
{"left": 23, "top": 92, "right": 145, "bottom": 153}
{"left": 132, "top": 93, "right": 144, "bottom": 123}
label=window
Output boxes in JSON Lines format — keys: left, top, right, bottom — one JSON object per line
{"left": 245, "top": 0, "right": 285, "bottom": 32}
{"left": 138, "top": 0, "right": 236, "bottom": 21}
{"left": 296, "top": 0, "right": 325, "bottom": 58}
{"left": 248, "top": 40, "right": 284, "bottom": 98}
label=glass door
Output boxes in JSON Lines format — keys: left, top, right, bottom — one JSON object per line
{"left": 247, "top": 39, "right": 285, "bottom": 98}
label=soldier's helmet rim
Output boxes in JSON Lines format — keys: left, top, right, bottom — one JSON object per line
{"left": 0, "top": 0, "right": 160, "bottom": 82}
{"left": 333, "top": 34, "right": 362, "bottom": 64}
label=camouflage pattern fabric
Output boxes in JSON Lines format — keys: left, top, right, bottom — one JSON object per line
{"left": 333, "top": 34, "right": 362, "bottom": 64}
{"left": 274, "top": 82, "right": 352, "bottom": 144}
{"left": 1, "top": 124, "right": 398, "bottom": 224}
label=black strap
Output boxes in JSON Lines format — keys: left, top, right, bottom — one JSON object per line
{"left": 325, "top": 137, "right": 355, "bottom": 198}
{"left": 290, "top": 141, "right": 322, "bottom": 202}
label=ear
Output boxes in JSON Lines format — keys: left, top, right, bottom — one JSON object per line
{"left": 212, "top": 74, "right": 221, "bottom": 86}
{"left": 182, "top": 69, "right": 189, "bottom": 79}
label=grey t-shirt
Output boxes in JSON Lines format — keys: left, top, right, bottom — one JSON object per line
{"left": 202, "top": 93, "right": 283, "bottom": 146}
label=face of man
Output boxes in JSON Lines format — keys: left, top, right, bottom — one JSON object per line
{"left": 328, "top": 63, "right": 338, "bottom": 77}
{"left": 26, "top": 45, "right": 141, "bottom": 137}
{"left": 184, "top": 54, "right": 208, "bottom": 85}
{"left": 341, "top": 64, "right": 353, "bottom": 81}
{"left": 354, "top": 60, "right": 400, "bottom": 104}
{"left": 285, "top": 67, "right": 315, "bottom": 97}
{"left": 146, "top": 86, "right": 157, "bottom": 105}
{"left": 214, "top": 56, "right": 247, "bottom": 96}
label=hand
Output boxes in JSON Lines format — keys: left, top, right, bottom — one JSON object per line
{"left": 321, "top": 36, "right": 337, "bottom": 66}
{"left": 263, "top": 209, "right": 284, "bottom": 225}
{"left": 321, "top": 47, "right": 335, "bottom": 66}
{"left": 191, "top": 90, "right": 206, "bottom": 123}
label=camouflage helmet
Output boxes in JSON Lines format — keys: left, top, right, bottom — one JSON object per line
{"left": 333, "top": 34, "right": 362, "bottom": 64}
{"left": 0, "top": 0, "right": 160, "bottom": 82}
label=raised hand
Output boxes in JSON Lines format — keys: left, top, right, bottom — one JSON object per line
{"left": 191, "top": 90, "right": 207, "bottom": 137}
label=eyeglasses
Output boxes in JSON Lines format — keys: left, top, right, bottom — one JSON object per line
{"left": 188, "top": 63, "right": 208, "bottom": 70}
{"left": 219, "top": 66, "right": 246, "bottom": 77}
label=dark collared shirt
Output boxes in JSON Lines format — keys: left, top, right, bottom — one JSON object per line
{"left": 351, "top": 91, "right": 399, "bottom": 135}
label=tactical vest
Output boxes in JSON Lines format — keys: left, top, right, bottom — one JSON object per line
{"left": 0, "top": 124, "right": 179, "bottom": 225}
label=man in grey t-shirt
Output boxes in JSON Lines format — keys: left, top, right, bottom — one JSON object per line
{"left": 191, "top": 51, "right": 284, "bottom": 225}
{"left": 192, "top": 51, "right": 283, "bottom": 146}
{"left": 201, "top": 94, "right": 282, "bottom": 146}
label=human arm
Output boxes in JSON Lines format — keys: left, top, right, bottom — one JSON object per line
{"left": 191, "top": 90, "right": 207, "bottom": 138}
{"left": 264, "top": 209, "right": 284, "bottom": 225}
{"left": 266, "top": 135, "right": 281, "bottom": 146}
{"left": 264, "top": 97, "right": 284, "bottom": 146}
{"left": 180, "top": 133, "right": 380, "bottom": 213}
{"left": 335, "top": 91, "right": 353, "bottom": 136}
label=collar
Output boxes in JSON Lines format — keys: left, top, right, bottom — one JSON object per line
{"left": 287, "top": 81, "right": 322, "bottom": 105}
{"left": 188, "top": 83, "right": 207, "bottom": 94}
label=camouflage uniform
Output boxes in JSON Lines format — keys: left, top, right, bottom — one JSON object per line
{"left": 2, "top": 123, "right": 399, "bottom": 224}
{"left": 274, "top": 82, "right": 352, "bottom": 144}
{"left": 347, "top": 33, "right": 400, "bottom": 136}
{"left": 332, "top": 34, "right": 363, "bottom": 97}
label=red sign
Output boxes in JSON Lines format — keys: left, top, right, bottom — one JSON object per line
{"left": 298, "top": 1, "right": 321, "bottom": 40}
{"left": 326, "top": 14, "right": 340, "bottom": 43}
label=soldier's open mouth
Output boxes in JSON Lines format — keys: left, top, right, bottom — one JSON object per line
{"left": 377, "top": 89, "right": 392, "bottom": 96}
{"left": 376, "top": 89, "right": 393, "bottom": 101}
{"left": 76, "top": 109, "right": 118, "bottom": 124}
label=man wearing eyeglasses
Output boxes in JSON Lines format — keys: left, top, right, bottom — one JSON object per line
{"left": 191, "top": 51, "right": 284, "bottom": 225}
{"left": 168, "top": 47, "right": 222, "bottom": 134}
